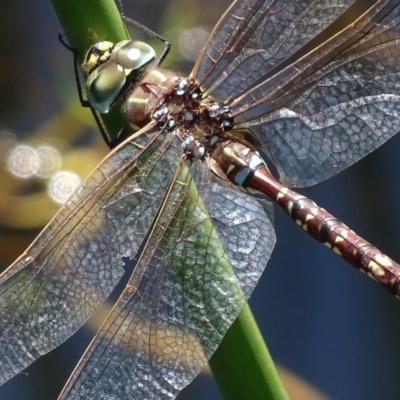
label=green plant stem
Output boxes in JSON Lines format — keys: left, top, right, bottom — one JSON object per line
{"left": 51, "top": 0, "right": 129, "bottom": 58}
{"left": 51, "top": 0, "right": 130, "bottom": 143}
{"left": 49, "top": 1, "right": 288, "bottom": 399}
{"left": 210, "top": 304, "right": 289, "bottom": 400}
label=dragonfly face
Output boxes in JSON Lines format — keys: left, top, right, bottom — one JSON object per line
{"left": 2, "top": 0, "right": 400, "bottom": 399}
{"left": 85, "top": 40, "right": 156, "bottom": 113}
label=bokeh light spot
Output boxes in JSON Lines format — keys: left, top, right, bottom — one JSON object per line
{"left": 35, "top": 146, "right": 61, "bottom": 178}
{"left": 7, "top": 145, "right": 39, "bottom": 178}
{"left": 178, "top": 27, "right": 209, "bottom": 61}
{"left": 48, "top": 171, "right": 81, "bottom": 204}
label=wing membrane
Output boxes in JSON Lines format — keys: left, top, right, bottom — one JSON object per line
{"left": 193, "top": 0, "right": 400, "bottom": 187}
{"left": 191, "top": 0, "right": 357, "bottom": 100}
{"left": 0, "top": 125, "right": 183, "bottom": 385}
{"left": 58, "top": 159, "right": 275, "bottom": 399}
{"left": 235, "top": 1, "right": 400, "bottom": 186}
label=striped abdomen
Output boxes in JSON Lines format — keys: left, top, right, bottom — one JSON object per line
{"left": 212, "top": 140, "right": 400, "bottom": 298}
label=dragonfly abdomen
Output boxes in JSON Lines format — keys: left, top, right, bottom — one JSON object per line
{"left": 213, "top": 140, "right": 400, "bottom": 297}
{"left": 274, "top": 188, "right": 400, "bottom": 295}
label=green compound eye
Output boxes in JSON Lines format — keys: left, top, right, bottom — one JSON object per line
{"left": 86, "top": 40, "right": 156, "bottom": 113}
{"left": 111, "top": 40, "right": 156, "bottom": 70}
{"left": 86, "top": 61, "right": 126, "bottom": 114}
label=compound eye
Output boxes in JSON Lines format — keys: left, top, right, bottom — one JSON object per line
{"left": 110, "top": 40, "right": 156, "bottom": 70}
{"left": 86, "top": 60, "right": 126, "bottom": 113}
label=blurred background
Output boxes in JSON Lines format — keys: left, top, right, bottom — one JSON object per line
{"left": 1, "top": 0, "right": 400, "bottom": 399}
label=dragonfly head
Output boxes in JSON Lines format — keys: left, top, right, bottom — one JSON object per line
{"left": 84, "top": 40, "right": 156, "bottom": 114}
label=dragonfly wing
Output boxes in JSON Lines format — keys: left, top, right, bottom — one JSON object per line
{"left": 234, "top": 2, "right": 400, "bottom": 186}
{"left": 191, "top": 0, "right": 357, "bottom": 101}
{"left": 192, "top": 0, "right": 400, "bottom": 187}
{"left": 0, "top": 126, "right": 182, "bottom": 385}
{"left": 58, "top": 159, "right": 275, "bottom": 399}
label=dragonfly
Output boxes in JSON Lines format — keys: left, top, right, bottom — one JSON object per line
{"left": 2, "top": 0, "right": 400, "bottom": 398}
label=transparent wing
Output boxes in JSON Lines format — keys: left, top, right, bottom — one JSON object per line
{"left": 234, "top": 1, "right": 400, "bottom": 186}
{"left": 0, "top": 125, "right": 183, "bottom": 385}
{"left": 191, "top": 0, "right": 357, "bottom": 101}
{"left": 192, "top": 0, "right": 400, "bottom": 187}
{"left": 58, "top": 159, "right": 275, "bottom": 399}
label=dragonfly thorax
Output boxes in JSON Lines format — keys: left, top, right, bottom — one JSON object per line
{"left": 128, "top": 75, "right": 240, "bottom": 162}
{"left": 84, "top": 39, "right": 240, "bottom": 160}
{"left": 123, "top": 69, "right": 179, "bottom": 130}
{"left": 84, "top": 39, "right": 259, "bottom": 172}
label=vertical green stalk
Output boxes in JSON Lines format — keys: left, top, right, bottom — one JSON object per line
{"left": 52, "top": 0, "right": 129, "bottom": 57}
{"left": 210, "top": 304, "right": 289, "bottom": 400}
{"left": 49, "top": 1, "right": 288, "bottom": 398}
{"left": 52, "top": 0, "right": 130, "bottom": 142}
